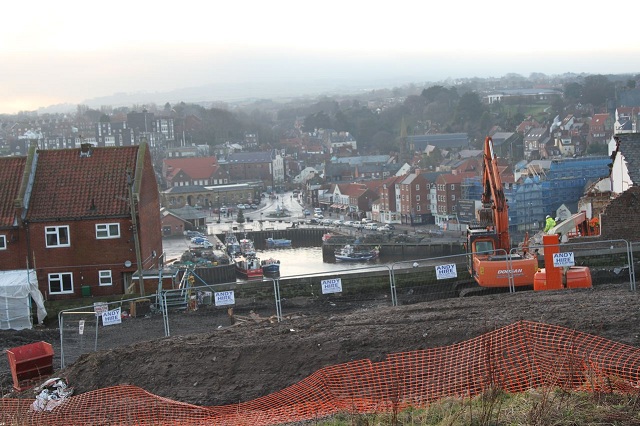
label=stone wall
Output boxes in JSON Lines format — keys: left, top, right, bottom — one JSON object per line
{"left": 600, "top": 186, "right": 640, "bottom": 242}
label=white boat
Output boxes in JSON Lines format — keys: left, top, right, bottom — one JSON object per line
{"left": 334, "top": 245, "right": 380, "bottom": 262}
{"left": 239, "top": 237, "right": 256, "bottom": 256}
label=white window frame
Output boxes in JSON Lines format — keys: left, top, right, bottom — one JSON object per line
{"left": 0, "top": 234, "right": 6, "bottom": 250}
{"left": 99, "top": 270, "right": 113, "bottom": 286}
{"left": 45, "top": 225, "right": 70, "bottom": 248}
{"left": 48, "top": 272, "right": 74, "bottom": 294}
{"left": 96, "top": 223, "right": 120, "bottom": 239}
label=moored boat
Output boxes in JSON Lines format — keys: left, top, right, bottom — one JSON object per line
{"left": 235, "top": 255, "right": 263, "bottom": 278}
{"left": 261, "top": 257, "right": 281, "bottom": 274}
{"left": 225, "top": 232, "right": 241, "bottom": 257}
{"left": 239, "top": 236, "right": 257, "bottom": 256}
{"left": 334, "top": 245, "right": 380, "bottom": 262}
{"left": 265, "top": 237, "right": 292, "bottom": 248}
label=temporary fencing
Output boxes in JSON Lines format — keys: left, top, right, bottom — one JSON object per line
{"left": 391, "top": 252, "right": 475, "bottom": 305}
{"left": 162, "top": 278, "right": 281, "bottom": 334}
{"left": 525, "top": 238, "right": 635, "bottom": 291}
{"left": 4, "top": 320, "right": 640, "bottom": 425}
{"left": 58, "top": 295, "right": 163, "bottom": 367}
{"left": 275, "top": 264, "right": 394, "bottom": 318}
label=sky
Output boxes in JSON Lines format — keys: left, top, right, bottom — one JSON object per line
{"left": 2, "top": 0, "right": 640, "bottom": 114}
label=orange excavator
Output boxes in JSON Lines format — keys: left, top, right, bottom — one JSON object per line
{"left": 465, "top": 136, "right": 539, "bottom": 291}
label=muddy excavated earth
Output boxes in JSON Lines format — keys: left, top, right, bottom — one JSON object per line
{"left": 1, "top": 283, "right": 639, "bottom": 407}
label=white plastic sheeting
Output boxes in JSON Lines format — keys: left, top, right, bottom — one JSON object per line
{"left": 0, "top": 269, "right": 47, "bottom": 330}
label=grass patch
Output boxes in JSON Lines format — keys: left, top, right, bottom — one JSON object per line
{"left": 310, "top": 388, "right": 640, "bottom": 425}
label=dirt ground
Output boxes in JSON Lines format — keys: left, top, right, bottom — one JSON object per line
{"left": 1, "top": 282, "right": 639, "bottom": 407}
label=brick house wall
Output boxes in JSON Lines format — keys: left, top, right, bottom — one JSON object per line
{"left": 17, "top": 143, "right": 163, "bottom": 300}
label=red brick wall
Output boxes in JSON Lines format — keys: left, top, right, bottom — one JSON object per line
{"left": 29, "top": 218, "right": 136, "bottom": 299}
{"left": 0, "top": 228, "right": 29, "bottom": 270}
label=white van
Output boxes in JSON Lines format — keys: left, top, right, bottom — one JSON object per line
{"left": 314, "top": 208, "right": 323, "bottom": 215}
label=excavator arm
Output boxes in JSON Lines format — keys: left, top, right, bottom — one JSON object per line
{"left": 479, "top": 136, "right": 511, "bottom": 251}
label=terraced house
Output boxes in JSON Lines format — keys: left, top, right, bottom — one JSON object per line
{"left": 0, "top": 142, "right": 163, "bottom": 300}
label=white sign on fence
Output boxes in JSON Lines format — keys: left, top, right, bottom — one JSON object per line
{"left": 94, "top": 302, "right": 108, "bottom": 316}
{"left": 553, "top": 252, "right": 575, "bottom": 267}
{"left": 214, "top": 290, "right": 235, "bottom": 306}
{"left": 78, "top": 320, "right": 85, "bottom": 335}
{"left": 321, "top": 278, "right": 342, "bottom": 294}
{"left": 101, "top": 307, "right": 122, "bottom": 326}
{"left": 435, "top": 263, "right": 458, "bottom": 280}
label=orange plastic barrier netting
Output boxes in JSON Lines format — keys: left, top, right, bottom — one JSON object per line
{"left": 2, "top": 320, "right": 640, "bottom": 425}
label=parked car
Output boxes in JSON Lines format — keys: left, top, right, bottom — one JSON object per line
{"left": 364, "top": 223, "right": 378, "bottom": 230}
{"left": 250, "top": 204, "right": 257, "bottom": 209}
{"left": 352, "top": 222, "right": 364, "bottom": 229}
{"left": 190, "top": 236, "right": 209, "bottom": 244}
{"left": 343, "top": 220, "right": 354, "bottom": 227}
{"left": 236, "top": 203, "right": 246, "bottom": 209}
{"left": 321, "top": 218, "right": 333, "bottom": 226}
{"left": 303, "top": 209, "right": 311, "bottom": 216}
{"left": 220, "top": 206, "right": 228, "bottom": 214}
{"left": 333, "top": 220, "right": 343, "bottom": 226}
{"left": 185, "top": 230, "right": 204, "bottom": 238}
{"left": 314, "top": 213, "right": 324, "bottom": 219}
{"left": 193, "top": 240, "right": 214, "bottom": 249}
{"left": 307, "top": 218, "right": 320, "bottom": 225}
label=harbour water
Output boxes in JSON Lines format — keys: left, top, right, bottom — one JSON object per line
{"left": 162, "top": 237, "right": 391, "bottom": 278}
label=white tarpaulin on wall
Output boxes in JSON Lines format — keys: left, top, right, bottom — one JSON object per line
{"left": 0, "top": 269, "right": 47, "bottom": 330}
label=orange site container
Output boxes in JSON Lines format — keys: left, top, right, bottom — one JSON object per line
{"left": 6, "top": 341, "right": 54, "bottom": 391}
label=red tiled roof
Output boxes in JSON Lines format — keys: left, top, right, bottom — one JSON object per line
{"left": 0, "top": 156, "right": 27, "bottom": 227}
{"left": 164, "top": 157, "right": 219, "bottom": 180}
{"left": 592, "top": 113, "right": 609, "bottom": 125}
{"left": 26, "top": 146, "right": 140, "bottom": 220}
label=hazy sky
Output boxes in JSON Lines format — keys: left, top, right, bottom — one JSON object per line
{"left": 2, "top": 0, "right": 639, "bottom": 114}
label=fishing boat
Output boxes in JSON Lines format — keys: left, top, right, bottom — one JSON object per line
{"left": 334, "top": 245, "right": 380, "bottom": 262}
{"left": 239, "top": 236, "right": 256, "bottom": 256}
{"left": 224, "top": 232, "right": 241, "bottom": 258}
{"left": 261, "top": 257, "right": 281, "bottom": 274}
{"left": 265, "top": 237, "right": 292, "bottom": 248}
{"left": 235, "top": 255, "right": 263, "bottom": 278}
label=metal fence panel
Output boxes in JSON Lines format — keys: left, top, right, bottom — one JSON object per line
{"left": 391, "top": 253, "right": 473, "bottom": 304}
{"left": 275, "top": 265, "right": 394, "bottom": 318}
{"left": 59, "top": 295, "right": 165, "bottom": 368}
{"left": 163, "top": 279, "right": 279, "bottom": 333}
{"left": 526, "top": 238, "right": 634, "bottom": 290}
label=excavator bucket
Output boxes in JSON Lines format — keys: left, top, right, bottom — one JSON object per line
{"left": 476, "top": 208, "right": 494, "bottom": 227}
